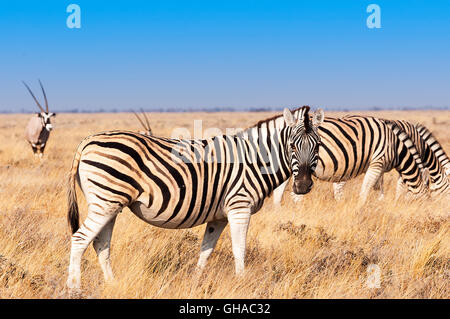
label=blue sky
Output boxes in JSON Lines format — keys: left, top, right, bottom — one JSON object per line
{"left": 1, "top": 0, "right": 449, "bottom": 112}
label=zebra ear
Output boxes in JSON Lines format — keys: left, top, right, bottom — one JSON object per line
{"left": 422, "top": 168, "right": 430, "bottom": 187}
{"left": 283, "top": 108, "right": 296, "bottom": 127}
{"left": 312, "top": 108, "right": 324, "bottom": 127}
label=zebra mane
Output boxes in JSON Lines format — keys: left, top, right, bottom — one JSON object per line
{"left": 387, "top": 122, "right": 424, "bottom": 170}
{"left": 300, "top": 106, "right": 311, "bottom": 132}
{"left": 415, "top": 122, "right": 450, "bottom": 176}
{"left": 381, "top": 118, "right": 395, "bottom": 125}
{"left": 247, "top": 105, "right": 312, "bottom": 130}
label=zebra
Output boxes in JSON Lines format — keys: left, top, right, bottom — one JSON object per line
{"left": 22, "top": 80, "right": 56, "bottom": 158}
{"left": 416, "top": 123, "right": 450, "bottom": 177}
{"left": 66, "top": 106, "right": 324, "bottom": 291}
{"left": 326, "top": 120, "right": 449, "bottom": 201}
{"left": 387, "top": 122, "right": 449, "bottom": 199}
{"left": 271, "top": 112, "right": 431, "bottom": 207}
{"left": 133, "top": 109, "right": 153, "bottom": 136}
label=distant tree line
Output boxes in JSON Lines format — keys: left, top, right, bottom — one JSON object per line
{"left": 1, "top": 105, "right": 449, "bottom": 114}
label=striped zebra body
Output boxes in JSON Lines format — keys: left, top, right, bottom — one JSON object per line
{"left": 384, "top": 120, "right": 448, "bottom": 198}
{"left": 271, "top": 113, "right": 430, "bottom": 206}
{"left": 416, "top": 123, "right": 450, "bottom": 176}
{"left": 66, "top": 106, "right": 324, "bottom": 291}
{"left": 332, "top": 119, "right": 449, "bottom": 200}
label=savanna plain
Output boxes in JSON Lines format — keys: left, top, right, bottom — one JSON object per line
{"left": 0, "top": 110, "right": 448, "bottom": 298}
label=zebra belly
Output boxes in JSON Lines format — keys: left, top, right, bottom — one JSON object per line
{"left": 313, "top": 169, "right": 360, "bottom": 183}
{"left": 129, "top": 201, "right": 223, "bottom": 229}
{"left": 314, "top": 165, "right": 347, "bottom": 182}
{"left": 314, "top": 160, "right": 366, "bottom": 183}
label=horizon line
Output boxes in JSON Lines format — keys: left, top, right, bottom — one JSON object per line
{"left": 1, "top": 105, "right": 449, "bottom": 114}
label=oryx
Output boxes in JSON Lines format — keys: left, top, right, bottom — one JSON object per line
{"left": 132, "top": 109, "right": 152, "bottom": 136}
{"left": 23, "top": 80, "right": 56, "bottom": 158}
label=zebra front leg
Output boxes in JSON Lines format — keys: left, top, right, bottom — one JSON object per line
{"left": 227, "top": 207, "right": 251, "bottom": 275}
{"left": 93, "top": 216, "right": 117, "bottom": 283}
{"left": 333, "top": 181, "right": 346, "bottom": 201}
{"left": 196, "top": 220, "right": 228, "bottom": 271}
{"left": 358, "top": 164, "right": 384, "bottom": 207}
{"left": 374, "top": 174, "right": 385, "bottom": 200}
{"left": 395, "top": 176, "right": 406, "bottom": 201}
{"left": 273, "top": 179, "right": 289, "bottom": 206}
{"left": 67, "top": 205, "right": 121, "bottom": 292}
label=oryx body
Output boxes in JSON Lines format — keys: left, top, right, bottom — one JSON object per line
{"left": 25, "top": 115, "right": 51, "bottom": 155}
{"left": 22, "top": 80, "right": 55, "bottom": 157}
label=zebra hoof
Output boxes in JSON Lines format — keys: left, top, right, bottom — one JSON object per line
{"left": 66, "top": 277, "right": 81, "bottom": 294}
{"left": 66, "top": 285, "right": 83, "bottom": 298}
{"left": 195, "top": 265, "right": 205, "bottom": 274}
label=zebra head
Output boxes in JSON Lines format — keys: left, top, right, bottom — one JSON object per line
{"left": 283, "top": 106, "right": 324, "bottom": 195}
{"left": 23, "top": 80, "right": 56, "bottom": 131}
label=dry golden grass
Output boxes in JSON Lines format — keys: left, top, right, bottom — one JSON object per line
{"left": 0, "top": 110, "right": 448, "bottom": 299}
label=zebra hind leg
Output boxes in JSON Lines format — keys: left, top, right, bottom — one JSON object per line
{"left": 93, "top": 216, "right": 117, "bottom": 283}
{"left": 67, "top": 203, "right": 122, "bottom": 292}
{"left": 196, "top": 220, "right": 228, "bottom": 271}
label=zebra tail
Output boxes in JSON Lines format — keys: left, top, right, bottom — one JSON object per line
{"left": 67, "top": 149, "right": 82, "bottom": 234}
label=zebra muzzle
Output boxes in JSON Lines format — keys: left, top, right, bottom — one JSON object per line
{"left": 293, "top": 178, "right": 313, "bottom": 195}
